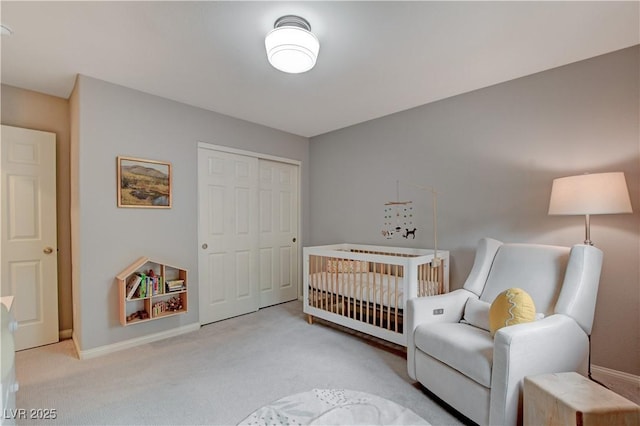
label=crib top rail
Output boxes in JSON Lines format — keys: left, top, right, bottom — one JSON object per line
{"left": 304, "top": 243, "right": 449, "bottom": 266}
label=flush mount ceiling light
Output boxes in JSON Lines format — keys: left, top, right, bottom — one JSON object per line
{"left": 265, "top": 15, "right": 319, "bottom": 74}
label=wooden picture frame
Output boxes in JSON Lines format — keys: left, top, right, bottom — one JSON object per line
{"left": 117, "top": 156, "right": 172, "bottom": 208}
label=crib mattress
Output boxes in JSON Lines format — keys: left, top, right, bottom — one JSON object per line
{"left": 308, "top": 272, "right": 405, "bottom": 309}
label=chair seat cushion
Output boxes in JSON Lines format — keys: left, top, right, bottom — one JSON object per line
{"left": 414, "top": 322, "right": 494, "bottom": 388}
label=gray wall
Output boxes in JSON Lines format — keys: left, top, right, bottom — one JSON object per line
{"left": 309, "top": 46, "right": 639, "bottom": 375}
{"left": 1, "top": 85, "right": 73, "bottom": 335}
{"left": 71, "top": 75, "right": 309, "bottom": 351}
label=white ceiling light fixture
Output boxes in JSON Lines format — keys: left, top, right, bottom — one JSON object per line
{"left": 265, "top": 15, "right": 319, "bottom": 74}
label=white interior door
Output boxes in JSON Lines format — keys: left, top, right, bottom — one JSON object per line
{"left": 1, "top": 125, "right": 59, "bottom": 350}
{"left": 198, "top": 148, "right": 259, "bottom": 324}
{"left": 258, "top": 160, "right": 298, "bottom": 308}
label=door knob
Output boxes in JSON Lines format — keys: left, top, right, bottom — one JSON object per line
{"left": 292, "top": 237, "right": 296, "bottom": 243}
{"left": 202, "top": 243, "right": 208, "bottom": 249}
{"left": 43, "top": 247, "right": 54, "bottom": 254}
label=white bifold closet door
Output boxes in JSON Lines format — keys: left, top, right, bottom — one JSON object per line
{"left": 198, "top": 146, "right": 298, "bottom": 325}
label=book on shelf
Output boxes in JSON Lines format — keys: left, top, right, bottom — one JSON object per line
{"left": 151, "top": 276, "right": 165, "bottom": 296}
{"left": 139, "top": 274, "right": 148, "bottom": 298}
{"left": 166, "top": 279, "right": 185, "bottom": 292}
{"left": 126, "top": 274, "right": 143, "bottom": 300}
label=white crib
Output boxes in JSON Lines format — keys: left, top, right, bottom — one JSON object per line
{"left": 303, "top": 244, "right": 449, "bottom": 346}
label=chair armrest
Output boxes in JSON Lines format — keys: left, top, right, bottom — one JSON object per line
{"left": 406, "top": 289, "right": 475, "bottom": 379}
{"left": 407, "top": 289, "right": 474, "bottom": 329}
{"left": 490, "top": 314, "right": 588, "bottom": 426}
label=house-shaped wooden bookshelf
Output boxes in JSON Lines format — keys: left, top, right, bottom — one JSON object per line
{"left": 116, "top": 257, "right": 188, "bottom": 326}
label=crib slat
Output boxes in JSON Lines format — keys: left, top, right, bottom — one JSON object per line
{"left": 322, "top": 257, "right": 327, "bottom": 311}
{"left": 332, "top": 259, "right": 336, "bottom": 314}
{"left": 313, "top": 256, "right": 316, "bottom": 308}
{"left": 394, "top": 266, "right": 399, "bottom": 332}
{"left": 310, "top": 255, "right": 315, "bottom": 307}
{"left": 359, "top": 264, "right": 363, "bottom": 322}
{"left": 315, "top": 255, "right": 320, "bottom": 307}
{"left": 366, "top": 265, "right": 371, "bottom": 325}
{"left": 318, "top": 256, "right": 322, "bottom": 305}
{"left": 432, "top": 263, "right": 437, "bottom": 295}
{"left": 337, "top": 259, "right": 341, "bottom": 314}
{"left": 387, "top": 262, "right": 391, "bottom": 330}
{"left": 317, "top": 255, "right": 321, "bottom": 309}
{"left": 388, "top": 265, "right": 398, "bottom": 330}
{"left": 338, "top": 259, "right": 342, "bottom": 314}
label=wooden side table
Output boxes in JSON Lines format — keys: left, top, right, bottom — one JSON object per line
{"left": 524, "top": 372, "right": 639, "bottom": 426}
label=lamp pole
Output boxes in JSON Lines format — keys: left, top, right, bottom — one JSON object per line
{"left": 584, "top": 214, "right": 593, "bottom": 246}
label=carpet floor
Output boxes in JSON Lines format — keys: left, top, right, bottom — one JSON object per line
{"left": 14, "top": 300, "right": 469, "bottom": 425}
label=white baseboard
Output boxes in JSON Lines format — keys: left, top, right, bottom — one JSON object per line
{"left": 591, "top": 364, "right": 640, "bottom": 386}
{"left": 73, "top": 323, "right": 201, "bottom": 360}
{"left": 591, "top": 364, "right": 640, "bottom": 404}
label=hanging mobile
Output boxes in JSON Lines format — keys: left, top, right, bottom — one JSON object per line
{"left": 382, "top": 180, "right": 413, "bottom": 239}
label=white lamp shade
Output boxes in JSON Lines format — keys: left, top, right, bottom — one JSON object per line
{"left": 548, "top": 172, "right": 633, "bottom": 215}
{"left": 265, "top": 26, "right": 319, "bottom": 74}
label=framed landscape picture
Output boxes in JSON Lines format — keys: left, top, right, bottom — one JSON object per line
{"left": 117, "top": 156, "right": 172, "bottom": 208}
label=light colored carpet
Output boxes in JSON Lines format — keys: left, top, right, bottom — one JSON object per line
{"left": 238, "top": 388, "right": 430, "bottom": 425}
{"left": 14, "top": 301, "right": 467, "bottom": 425}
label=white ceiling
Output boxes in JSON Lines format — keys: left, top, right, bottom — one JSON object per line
{"left": 1, "top": 1, "right": 638, "bottom": 138}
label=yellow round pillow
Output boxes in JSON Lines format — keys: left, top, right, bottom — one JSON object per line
{"left": 489, "top": 288, "right": 536, "bottom": 337}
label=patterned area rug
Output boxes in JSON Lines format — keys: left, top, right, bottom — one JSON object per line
{"left": 238, "top": 388, "right": 431, "bottom": 425}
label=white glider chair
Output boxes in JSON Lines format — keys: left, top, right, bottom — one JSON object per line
{"left": 407, "top": 238, "right": 603, "bottom": 426}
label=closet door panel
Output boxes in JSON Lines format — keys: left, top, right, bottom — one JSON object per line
{"left": 198, "top": 149, "right": 259, "bottom": 324}
{"left": 258, "top": 159, "right": 298, "bottom": 308}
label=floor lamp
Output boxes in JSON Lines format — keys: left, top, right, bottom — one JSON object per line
{"left": 548, "top": 172, "right": 633, "bottom": 245}
{"left": 548, "top": 171, "right": 633, "bottom": 385}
